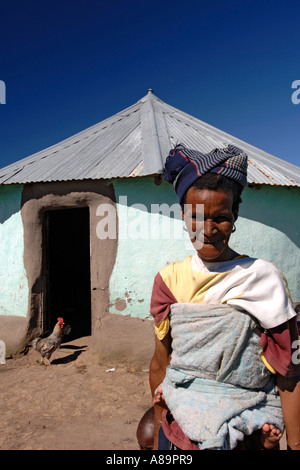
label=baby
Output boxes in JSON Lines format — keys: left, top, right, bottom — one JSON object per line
{"left": 136, "top": 407, "right": 154, "bottom": 450}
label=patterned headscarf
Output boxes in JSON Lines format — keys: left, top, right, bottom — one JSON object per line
{"left": 163, "top": 144, "right": 248, "bottom": 203}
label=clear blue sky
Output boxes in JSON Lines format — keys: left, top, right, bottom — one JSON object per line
{"left": 0, "top": 0, "right": 300, "bottom": 169}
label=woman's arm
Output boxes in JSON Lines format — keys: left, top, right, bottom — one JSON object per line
{"left": 276, "top": 374, "right": 300, "bottom": 449}
{"left": 149, "top": 332, "right": 172, "bottom": 449}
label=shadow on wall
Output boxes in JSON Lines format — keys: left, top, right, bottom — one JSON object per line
{"left": 235, "top": 185, "right": 299, "bottom": 249}
{"left": 1, "top": 181, "right": 299, "bottom": 249}
{"left": 0, "top": 185, "right": 23, "bottom": 224}
{"left": 115, "top": 179, "right": 300, "bottom": 249}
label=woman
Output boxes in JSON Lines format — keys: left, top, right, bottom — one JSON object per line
{"left": 149, "top": 144, "right": 300, "bottom": 450}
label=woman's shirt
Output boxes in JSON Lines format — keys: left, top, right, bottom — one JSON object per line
{"left": 151, "top": 254, "right": 299, "bottom": 377}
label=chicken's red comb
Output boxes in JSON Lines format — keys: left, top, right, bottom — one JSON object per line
{"left": 57, "top": 317, "right": 64, "bottom": 323}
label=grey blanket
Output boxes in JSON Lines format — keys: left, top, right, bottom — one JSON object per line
{"left": 161, "top": 303, "right": 283, "bottom": 450}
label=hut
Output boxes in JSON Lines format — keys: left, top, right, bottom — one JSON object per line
{"left": 0, "top": 90, "right": 299, "bottom": 363}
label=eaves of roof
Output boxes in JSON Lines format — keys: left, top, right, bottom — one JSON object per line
{"left": 0, "top": 90, "right": 299, "bottom": 187}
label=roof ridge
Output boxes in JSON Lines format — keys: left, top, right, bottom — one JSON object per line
{"left": 140, "top": 90, "right": 164, "bottom": 174}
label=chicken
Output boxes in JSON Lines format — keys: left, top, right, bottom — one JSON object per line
{"left": 32, "top": 317, "right": 65, "bottom": 365}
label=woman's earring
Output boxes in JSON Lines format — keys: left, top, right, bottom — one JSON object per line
{"left": 232, "top": 223, "right": 236, "bottom": 233}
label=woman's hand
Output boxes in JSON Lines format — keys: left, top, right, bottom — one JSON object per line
{"left": 152, "top": 384, "right": 166, "bottom": 407}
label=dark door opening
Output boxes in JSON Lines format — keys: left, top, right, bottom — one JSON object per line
{"left": 44, "top": 207, "right": 91, "bottom": 340}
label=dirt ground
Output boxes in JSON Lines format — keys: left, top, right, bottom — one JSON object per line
{"left": 0, "top": 335, "right": 289, "bottom": 452}
{"left": 0, "top": 336, "right": 152, "bottom": 450}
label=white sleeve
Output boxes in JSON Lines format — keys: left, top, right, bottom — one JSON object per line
{"left": 205, "top": 258, "right": 296, "bottom": 329}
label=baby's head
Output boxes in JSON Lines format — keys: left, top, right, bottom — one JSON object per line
{"left": 136, "top": 406, "right": 154, "bottom": 450}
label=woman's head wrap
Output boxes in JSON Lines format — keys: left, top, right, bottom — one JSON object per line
{"left": 163, "top": 144, "right": 248, "bottom": 203}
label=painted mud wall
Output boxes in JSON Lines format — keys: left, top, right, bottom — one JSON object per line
{"left": 230, "top": 185, "right": 300, "bottom": 300}
{"left": 109, "top": 179, "right": 300, "bottom": 320}
{"left": 0, "top": 184, "right": 28, "bottom": 317}
{"left": 0, "top": 180, "right": 119, "bottom": 355}
{"left": 108, "top": 178, "right": 192, "bottom": 320}
{"left": 0, "top": 178, "right": 299, "bottom": 358}
{"left": 20, "top": 180, "right": 117, "bottom": 338}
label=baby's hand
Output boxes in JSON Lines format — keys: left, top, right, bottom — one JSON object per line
{"left": 152, "top": 384, "right": 165, "bottom": 406}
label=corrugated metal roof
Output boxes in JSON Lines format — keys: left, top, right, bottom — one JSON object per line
{"left": 0, "top": 90, "right": 299, "bottom": 186}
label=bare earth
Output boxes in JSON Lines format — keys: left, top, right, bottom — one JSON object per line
{"left": 0, "top": 337, "right": 151, "bottom": 450}
{"left": 0, "top": 336, "right": 288, "bottom": 452}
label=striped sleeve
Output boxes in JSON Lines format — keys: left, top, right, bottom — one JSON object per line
{"left": 150, "top": 272, "right": 177, "bottom": 325}
{"left": 261, "top": 317, "right": 300, "bottom": 377}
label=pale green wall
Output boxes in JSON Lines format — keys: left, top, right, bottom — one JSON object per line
{"left": 0, "top": 185, "right": 29, "bottom": 317}
{"left": 109, "top": 178, "right": 193, "bottom": 319}
{"left": 231, "top": 185, "right": 300, "bottom": 301}
{"left": 0, "top": 180, "right": 298, "bottom": 324}
{"left": 109, "top": 179, "right": 300, "bottom": 320}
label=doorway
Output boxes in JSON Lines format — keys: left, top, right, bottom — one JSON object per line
{"left": 44, "top": 207, "right": 91, "bottom": 340}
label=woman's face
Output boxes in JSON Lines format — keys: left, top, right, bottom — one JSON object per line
{"left": 183, "top": 187, "right": 238, "bottom": 263}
